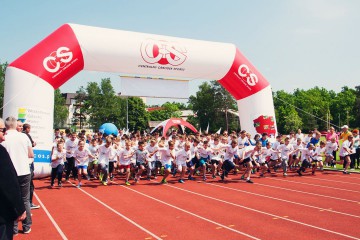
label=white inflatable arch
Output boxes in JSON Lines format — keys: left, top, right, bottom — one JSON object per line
{"left": 4, "top": 24, "right": 277, "bottom": 177}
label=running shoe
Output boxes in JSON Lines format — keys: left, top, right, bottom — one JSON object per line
{"left": 246, "top": 179, "right": 254, "bottom": 184}
{"left": 178, "top": 179, "right": 184, "bottom": 183}
{"left": 30, "top": 204, "right": 40, "bottom": 210}
{"left": 203, "top": 176, "right": 207, "bottom": 181}
{"left": 188, "top": 176, "right": 195, "bottom": 181}
{"left": 212, "top": 175, "right": 216, "bottom": 179}
{"left": 125, "top": 181, "right": 131, "bottom": 186}
{"left": 283, "top": 173, "right": 287, "bottom": 176}
{"left": 161, "top": 179, "right": 168, "bottom": 184}
{"left": 23, "top": 228, "right": 31, "bottom": 234}
{"left": 102, "top": 181, "right": 107, "bottom": 186}
{"left": 297, "top": 170, "right": 302, "bottom": 176}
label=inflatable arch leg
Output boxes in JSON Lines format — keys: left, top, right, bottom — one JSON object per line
{"left": 4, "top": 24, "right": 276, "bottom": 178}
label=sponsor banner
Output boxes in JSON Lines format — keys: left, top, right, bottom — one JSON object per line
{"left": 9, "top": 24, "right": 84, "bottom": 89}
{"left": 236, "top": 86, "right": 277, "bottom": 136}
{"left": 34, "top": 150, "right": 52, "bottom": 163}
{"left": 218, "top": 49, "right": 269, "bottom": 100}
{"left": 70, "top": 24, "right": 235, "bottom": 81}
{"left": 120, "top": 76, "right": 189, "bottom": 99}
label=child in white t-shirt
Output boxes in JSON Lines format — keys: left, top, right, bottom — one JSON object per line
{"left": 74, "top": 140, "right": 94, "bottom": 187}
{"left": 175, "top": 142, "right": 192, "bottom": 183}
{"left": 50, "top": 142, "right": 66, "bottom": 187}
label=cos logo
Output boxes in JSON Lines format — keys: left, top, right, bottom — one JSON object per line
{"left": 238, "top": 64, "right": 258, "bottom": 86}
{"left": 141, "top": 39, "right": 187, "bottom": 66}
{"left": 43, "top": 47, "right": 73, "bottom": 73}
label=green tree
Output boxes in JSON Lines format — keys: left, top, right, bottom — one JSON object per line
{"left": 331, "top": 86, "right": 356, "bottom": 128}
{"left": 53, "top": 89, "right": 68, "bottom": 128}
{"left": 127, "top": 97, "right": 149, "bottom": 131}
{"left": 149, "top": 102, "right": 181, "bottom": 121}
{"left": 273, "top": 90, "right": 302, "bottom": 134}
{"left": 188, "top": 81, "right": 237, "bottom": 133}
{"left": 80, "top": 78, "right": 126, "bottom": 129}
{"left": 0, "top": 62, "right": 8, "bottom": 116}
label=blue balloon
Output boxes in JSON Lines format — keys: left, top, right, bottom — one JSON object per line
{"left": 99, "top": 123, "right": 118, "bottom": 136}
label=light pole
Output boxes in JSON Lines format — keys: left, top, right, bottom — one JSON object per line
{"left": 118, "top": 92, "right": 129, "bottom": 131}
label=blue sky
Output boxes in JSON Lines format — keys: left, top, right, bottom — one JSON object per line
{"left": 1, "top": 0, "right": 359, "bottom": 105}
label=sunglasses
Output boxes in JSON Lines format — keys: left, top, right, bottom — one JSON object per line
{"left": 0, "top": 128, "right": 6, "bottom": 133}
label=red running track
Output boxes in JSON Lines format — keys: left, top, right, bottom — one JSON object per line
{"left": 16, "top": 170, "right": 360, "bottom": 240}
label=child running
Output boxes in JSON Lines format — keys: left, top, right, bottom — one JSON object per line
{"left": 74, "top": 140, "right": 94, "bottom": 187}
{"left": 50, "top": 142, "right": 66, "bottom": 187}
{"left": 175, "top": 142, "right": 192, "bottom": 183}
{"left": 134, "top": 141, "right": 149, "bottom": 183}
{"left": 158, "top": 141, "right": 176, "bottom": 184}
{"left": 98, "top": 136, "right": 114, "bottom": 185}
{"left": 118, "top": 140, "right": 135, "bottom": 185}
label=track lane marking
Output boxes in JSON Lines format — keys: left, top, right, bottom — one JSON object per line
{"left": 159, "top": 182, "right": 360, "bottom": 239}
{"left": 68, "top": 182, "right": 163, "bottom": 240}
{"left": 204, "top": 182, "right": 360, "bottom": 218}
{"left": 34, "top": 192, "right": 68, "bottom": 240}
{"left": 119, "top": 183, "right": 261, "bottom": 240}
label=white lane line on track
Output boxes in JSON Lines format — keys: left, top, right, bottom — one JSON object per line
{"left": 254, "top": 182, "right": 359, "bottom": 203}
{"left": 34, "top": 192, "right": 68, "bottom": 240}
{"left": 69, "top": 182, "right": 162, "bottom": 240}
{"left": 268, "top": 178, "right": 360, "bottom": 193}
{"left": 120, "top": 183, "right": 261, "bottom": 240}
{"left": 161, "top": 183, "right": 360, "bottom": 240}
{"left": 205, "top": 182, "right": 360, "bottom": 218}
{"left": 313, "top": 177, "right": 360, "bottom": 185}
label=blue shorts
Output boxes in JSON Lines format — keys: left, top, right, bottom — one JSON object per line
{"left": 164, "top": 163, "right": 172, "bottom": 170}
{"left": 77, "top": 165, "right": 87, "bottom": 170}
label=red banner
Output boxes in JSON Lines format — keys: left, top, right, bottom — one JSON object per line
{"left": 218, "top": 49, "right": 269, "bottom": 100}
{"left": 10, "top": 24, "right": 84, "bottom": 89}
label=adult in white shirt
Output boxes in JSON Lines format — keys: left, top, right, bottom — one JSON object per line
{"left": 1, "top": 116, "right": 34, "bottom": 234}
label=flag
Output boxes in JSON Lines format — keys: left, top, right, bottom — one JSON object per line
{"left": 216, "top": 128, "right": 222, "bottom": 134}
{"left": 206, "top": 122, "right": 209, "bottom": 133}
{"left": 199, "top": 128, "right": 202, "bottom": 135}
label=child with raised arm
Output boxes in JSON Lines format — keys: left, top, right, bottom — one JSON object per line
{"left": 50, "top": 142, "right": 66, "bottom": 187}
{"left": 74, "top": 140, "right": 94, "bottom": 187}
{"left": 158, "top": 141, "right": 176, "bottom": 184}
{"left": 118, "top": 140, "right": 135, "bottom": 185}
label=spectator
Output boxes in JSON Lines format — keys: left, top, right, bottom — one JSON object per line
{"left": 0, "top": 118, "right": 26, "bottom": 239}
{"left": 22, "top": 123, "right": 40, "bottom": 210}
{"left": 1, "top": 117, "right": 33, "bottom": 235}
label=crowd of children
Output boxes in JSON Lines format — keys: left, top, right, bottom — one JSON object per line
{"left": 50, "top": 126, "right": 360, "bottom": 188}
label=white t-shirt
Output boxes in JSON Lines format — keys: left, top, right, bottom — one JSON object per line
{"left": 158, "top": 148, "right": 175, "bottom": 165}
{"left": 278, "top": 144, "right": 294, "bottom": 160}
{"left": 98, "top": 145, "right": 112, "bottom": 165}
{"left": 51, "top": 148, "right": 66, "bottom": 168}
{"left": 1, "top": 130, "right": 32, "bottom": 176}
{"left": 325, "top": 142, "right": 338, "bottom": 156}
{"left": 146, "top": 144, "right": 158, "bottom": 162}
{"left": 176, "top": 149, "right": 192, "bottom": 164}
{"left": 339, "top": 140, "right": 354, "bottom": 157}
{"left": 210, "top": 142, "right": 223, "bottom": 160}
{"left": 197, "top": 146, "right": 213, "bottom": 159}
{"left": 65, "top": 138, "right": 79, "bottom": 158}
{"left": 314, "top": 146, "right": 325, "bottom": 161}
{"left": 88, "top": 145, "right": 99, "bottom": 161}
{"left": 74, "top": 148, "right": 91, "bottom": 166}
{"left": 300, "top": 148, "right": 314, "bottom": 161}
{"left": 223, "top": 145, "right": 238, "bottom": 162}
{"left": 118, "top": 148, "right": 133, "bottom": 165}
